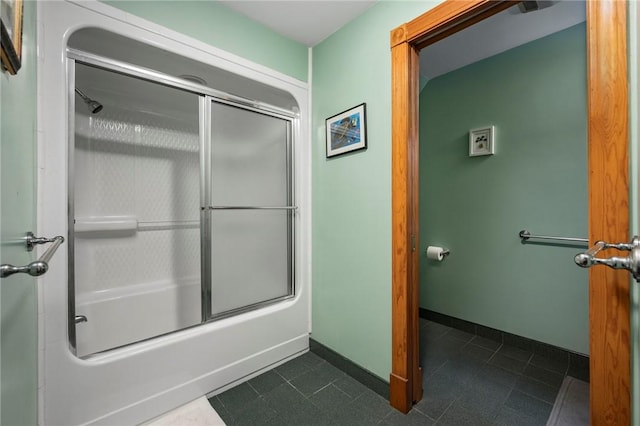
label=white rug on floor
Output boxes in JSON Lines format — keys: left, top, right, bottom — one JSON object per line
{"left": 546, "top": 376, "right": 589, "bottom": 426}
{"left": 142, "top": 396, "right": 226, "bottom": 426}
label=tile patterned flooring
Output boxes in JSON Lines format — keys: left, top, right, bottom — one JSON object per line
{"left": 416, "top": 319, "right": 572, "bottom": 425}
{"left": 209, "top": 319, "right": 584, "bottom": 425}
{"left": 209, "top": 352, "right": 395, "bottom": 425}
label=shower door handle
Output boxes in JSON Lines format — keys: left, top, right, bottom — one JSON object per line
{"left": 0, "top": 232, "right": 65, "bottom": 278}
{"left": 574, "top": 236, "right": 640, "bottom": 282}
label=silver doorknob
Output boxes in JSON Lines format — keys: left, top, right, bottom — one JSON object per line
{"left": 574, "top": 236, "right": 640, "bottom": 282}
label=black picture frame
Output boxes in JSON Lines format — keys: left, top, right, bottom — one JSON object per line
{"left": 325, "top": 103, "right": 367, "bottom": 158}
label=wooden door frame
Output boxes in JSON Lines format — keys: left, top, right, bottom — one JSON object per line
{"left": 390, "top": 1, "right": 631, "bottom": 423}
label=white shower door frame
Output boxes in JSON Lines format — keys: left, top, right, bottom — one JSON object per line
{"left": 37, "top": 1, "right": 311, "bottom": 425}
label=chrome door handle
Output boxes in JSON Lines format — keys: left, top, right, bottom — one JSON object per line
{"left": 574, "top": 236, "right": 640, "bottom": 282}
{"left": 0, "top": 232, "right": 65, "bottom": 278}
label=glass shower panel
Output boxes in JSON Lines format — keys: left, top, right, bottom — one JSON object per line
{"left": 209, "top": 102, "right": 293, "bottom": 317}
{"left": 73, "top": 62, "right": 202, "bottom": 356}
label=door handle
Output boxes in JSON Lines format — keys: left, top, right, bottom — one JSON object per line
{"left": 574, "top": 236, "right": 640, "bottom": 282}
{"left": 0, "top": 232, "right": 65, "bottom": 278}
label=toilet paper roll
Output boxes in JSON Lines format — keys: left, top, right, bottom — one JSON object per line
{"left": 426, "top": 246, "right": 446, "bottom": 261}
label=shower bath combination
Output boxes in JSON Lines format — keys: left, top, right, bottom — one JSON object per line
{"left": 75, "top": 87, "right": 103, "bottom": 114}
{"left": 71, "top": 58, "right": 297, "bottom": 357}
{"left": 39, "top": 3, "right": 310, "bottom": 424}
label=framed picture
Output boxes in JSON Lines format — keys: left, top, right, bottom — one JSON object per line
{"left": 469, "top": 125, "right": 495, "bottom": 156}
{"left": 325, "top": 103, "right": 367, "bottom": 158}
{"left": 1, "top": 0, "right": 23, "bottom": 75}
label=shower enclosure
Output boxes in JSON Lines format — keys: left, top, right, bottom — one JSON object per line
{"left": 39, "top": 3, "right": 310, "bottom": 424}
{"left": 71, "top": 55, "right": 295, "bottom": 357}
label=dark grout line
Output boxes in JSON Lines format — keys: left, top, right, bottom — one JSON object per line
{"left": 433, "top": 396, "right": 460, "bottom": 424}
{"left": 246, "top": 380, "right": 260, "bottom": 395}
{"left": 485, "top": 343, "right": 503, "bottom": 363}
{"left": 273, "top": 368, "right": 288, "bottom": 383}
{"left": 411, "top": 404, "right": 439, "bottom": 423}
{"left": 310, "top": 382, "right": 333, "bottom": 397}
{"left": 516, "top": 383, "right": 556, "bottom": 407}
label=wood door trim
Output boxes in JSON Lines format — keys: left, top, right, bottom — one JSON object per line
{"left": 390, "top": 0, "right": 631, "bottom": 420}
{"left": 586, "top": 1, "right": 630, "bottom": 423}
{"left": 390, "top": 35, "right": 421, "bottom": 412}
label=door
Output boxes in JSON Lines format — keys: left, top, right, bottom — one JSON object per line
{"left": 70, "top": 61, "right": 203, "bottom": 357}
{"left": 390, "top": 0, "right": 631, "bottom": 423}
{"left": 207, "top": 101, "right": 294, "bottom": 319}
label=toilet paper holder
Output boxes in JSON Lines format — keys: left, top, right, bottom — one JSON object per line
{"left": 425, "top": 246, "right": 451, "bottom": 260}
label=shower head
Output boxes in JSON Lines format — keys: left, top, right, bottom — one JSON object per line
{"left": 75, "top": 87, "right": 103, "bottom": 114}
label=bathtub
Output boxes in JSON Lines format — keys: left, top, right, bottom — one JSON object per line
{"left": 75, "top": 278, "right": 201, "bottom": 357}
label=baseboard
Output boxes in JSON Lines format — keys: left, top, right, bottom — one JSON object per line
{"left": 309, "top": 338, "right": 389, "bottom": 399}
{"left": 419, "top": 308, "right": 590, "bottom": 382}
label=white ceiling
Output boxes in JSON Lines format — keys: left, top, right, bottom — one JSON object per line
{"left": 218, "top": 0, "right": 377, "bottom": 47}
{"left": 218, "top": 0, "right": 585, "bottom": 81}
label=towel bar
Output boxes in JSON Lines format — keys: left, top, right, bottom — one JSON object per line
{"left": 519, "top": 230, "right": 588, "bottom": 244}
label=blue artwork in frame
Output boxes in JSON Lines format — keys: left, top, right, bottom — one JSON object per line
{"left": 325, "top": 103, "right": 367, "bottom": 158}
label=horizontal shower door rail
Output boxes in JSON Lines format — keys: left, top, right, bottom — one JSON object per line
{"left": 67, "top": 48, "right": 298, "bottom": 120}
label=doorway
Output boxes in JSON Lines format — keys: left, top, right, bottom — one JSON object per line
{"left": 389, "top": 1, "right": 630, "bottom": 424}
{"left": 418, "top": 5, "right": 588, "bottom": 423}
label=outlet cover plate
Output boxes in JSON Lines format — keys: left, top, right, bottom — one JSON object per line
{"left": 469, "top": 126, "right": 495, "bottom": 156}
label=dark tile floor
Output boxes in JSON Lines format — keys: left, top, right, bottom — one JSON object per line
{"left": 208, "top": 351, "right": 396, "bottom": 425}
{"left": 416, "top": 319, "right": 571, "bottom": 425}
{"left": 209, "top": 319, "right": 580, "bottom": 425}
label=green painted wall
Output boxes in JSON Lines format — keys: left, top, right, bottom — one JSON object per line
{"left": 311, "top": 1, "right": 440, "bottom": 380}
{"left": 0, "top": 0, "right": 39, "bottom": 424}
{"left": 419, "top": 23, "right": 589, "bottom": 354}
{"left": 103, "top": 1, "right": 308, "bottom": 82}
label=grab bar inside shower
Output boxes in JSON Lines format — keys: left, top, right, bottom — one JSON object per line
{"left": 519, "top": 230, "right": 588, "bottom": 244}
{"left": 0, "top": 232, "right": 65, "bottom": 278}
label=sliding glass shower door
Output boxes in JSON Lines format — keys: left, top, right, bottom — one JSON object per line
{"left": 206, "top": 101, "right": 294, "bottom": 319}
{"left": 70, "top": 53, "right": 296, "bottom": 356}
{"left": 72, "top": 62, "right": 202, "bottom": 357}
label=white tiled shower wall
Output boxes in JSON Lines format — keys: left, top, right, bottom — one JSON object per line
{"left": 73, "top": 104, "right": 201, "bottom": 356}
